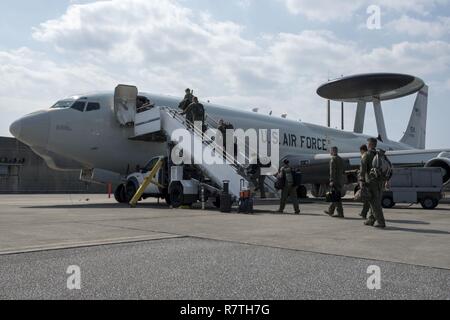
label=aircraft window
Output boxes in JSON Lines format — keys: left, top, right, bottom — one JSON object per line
{"left": 86, "top": 102, "right": 101, "bottom": 112}
{"left": 71, "top": 101, "right": 86, "bottom": 112}
{"left": 51, "top": 99, "right": 75, "bottom": 109}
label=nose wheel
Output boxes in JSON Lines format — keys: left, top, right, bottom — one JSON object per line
{"left": 114, "top": 184, "right": 128, "bottom": 203}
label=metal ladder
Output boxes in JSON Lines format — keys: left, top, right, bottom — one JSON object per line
{"left": 160, "top": 107, "right": 279, "bottom": 200}
{"left": 203, "top": 113, "right": 279, "bottom": 198}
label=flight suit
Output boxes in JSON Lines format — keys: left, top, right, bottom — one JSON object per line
{"left": 357, "top": 167, "right": 371, "bottom": 219}
{"left": 192, "top": 103, "right": 205, "bottom": 123}
{"left": 360, "top": 149, "right": 386, "bottom": 226}
{"left": 185, "top": 102, "right": 205, "bottom": 131}
{"left": 218, "top": 122, "right": 235, "bottom": 160}
{"left": 248, "top": 161, "right": 267, "bottom": 199}
{"left": 328, "top": 155, "right": 345, "bottom": 217}
{"left": 278, "top": 165, "right": 300, "bottom": 214}
{"left": 361, "top": 201, "right": 371, "bottom": 219}
{"left": 184, "top": 92, "right": 193, "bottom": 104}
{"left": 179, "top": 93, "right": 193, "bottom": 112}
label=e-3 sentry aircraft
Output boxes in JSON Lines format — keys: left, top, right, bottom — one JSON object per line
{"left": 9, "top": 73, "right": 450, "bottom": 201}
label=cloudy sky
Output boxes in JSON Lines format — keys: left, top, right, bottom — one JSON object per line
{"left": 1, "top": 0, "right": 449, "bottom": 148}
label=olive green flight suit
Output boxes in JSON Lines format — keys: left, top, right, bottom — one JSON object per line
{"left": 360, "top": 149, "right": 386, "bottom": 226}
{"left": 278, "top": 165, "right": 300, "bottom": 213}
{"left": 184, "top": 92, "right": 193, "bottom": 104}
{"left": 328, "top": 155, "right": 345, "bottom": 216}
{"left": 361, "top": 201, "right": 371, "bottom": 219}
{"left": 358, "top": 165, "right": 372, "bottom": 219}
{"left": 179, "top": 93, "right": 193, "bottom": 112}
{"left": 184, "top": 102, "right": 204, "bottom": 131}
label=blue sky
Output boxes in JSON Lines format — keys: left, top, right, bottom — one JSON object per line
{"left": 0, "top": 0, "right": 449, "bottom": 148}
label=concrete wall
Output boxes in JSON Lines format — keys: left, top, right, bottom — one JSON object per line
{"left": 0, "top": 137, "right": 105, "bottom": 194}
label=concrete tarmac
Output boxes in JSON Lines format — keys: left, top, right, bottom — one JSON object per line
{"left": 0, "top": 194, "right": 449, "bottom": 299}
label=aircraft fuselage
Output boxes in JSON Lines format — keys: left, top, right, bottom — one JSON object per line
{"left": 10, "top": 91, "right": 416, "bottom": 177}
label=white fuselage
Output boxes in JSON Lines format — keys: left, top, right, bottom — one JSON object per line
{"left": 10, "top": 91, "right": 415, "bottom": 176}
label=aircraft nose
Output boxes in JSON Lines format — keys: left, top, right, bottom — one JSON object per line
{"left": 9, "top": 119, "right": 22, "bottom": 138}
{"left": 10, "top": 112, "right": 50, "bottom": 147}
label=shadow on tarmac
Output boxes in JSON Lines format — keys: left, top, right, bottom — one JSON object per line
{"left": 386, "top": 219, "right": 430, "bottom": 225}
{"left": 385, "top": 226, "right": 450, "bottom": 235}
{"left": 23, "top": 203, "right": 171, "bottom": 210}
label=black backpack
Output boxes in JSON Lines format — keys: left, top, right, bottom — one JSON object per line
{"left": 292, "top": 171, "right": 302, "bottom": 187}
{"left": 275, "top": 176, "right": 285, "bottom": 190}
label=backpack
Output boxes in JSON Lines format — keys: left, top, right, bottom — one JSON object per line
{"left": 292, "top": 171, "right": 302, "bottom": 187}
{"left": 371, "top": 149, "right": 393, "bottom": 181}
{"left": 326, "top": 188, "right": 342, "bottom": 203}
{"left": 275, "top": 175, "right": 286, "bottom": 190}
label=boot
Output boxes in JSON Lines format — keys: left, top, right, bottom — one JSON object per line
{"left": 374, "top": 221, "right": 386, "bottom": 229}
{"left": 324, "top": 210, "right": 333, "bottom": 216}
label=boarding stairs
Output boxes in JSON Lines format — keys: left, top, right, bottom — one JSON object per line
{"left": 132, "top": 106, "right": 279, "bottom": 201}
{"left": 203, "top": 113, "right": 279, "bottom": 199}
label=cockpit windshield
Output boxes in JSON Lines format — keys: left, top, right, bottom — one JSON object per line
{"left": 50, "top": 99, "right": 75, "bottom": 109}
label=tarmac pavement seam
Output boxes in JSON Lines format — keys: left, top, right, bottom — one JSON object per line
{"left": 0, "top": 234, "right": 187, "bottom": 257}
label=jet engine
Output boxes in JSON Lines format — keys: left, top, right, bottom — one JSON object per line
{"left": 425, "top": 152, "right": 450, "bottom": 185}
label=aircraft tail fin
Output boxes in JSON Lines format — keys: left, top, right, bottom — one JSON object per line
{"left": 400, "top": 85, "right": 428, "bottom": 149}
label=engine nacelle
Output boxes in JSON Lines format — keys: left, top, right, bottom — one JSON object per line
{"left": 283, "top": 155, "right": 351, "bottom": 185}
{"left": 425, "top": 155, "right": 450, "bottom": 185}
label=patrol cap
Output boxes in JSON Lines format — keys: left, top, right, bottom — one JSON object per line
{"left": 185, "top": 88, "right": 191, "bottom": 92}
{"left": 283, "top": 159, "right": 290, "bottom": 165}
{"left": 367, "top": 137, "right": 378, "bottom": 145}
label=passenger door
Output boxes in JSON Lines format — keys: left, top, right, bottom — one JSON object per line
{"left": 114, "top": 85, "right": 138, "bottom": 126}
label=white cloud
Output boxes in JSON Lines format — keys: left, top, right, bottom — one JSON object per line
{"left": 282, "top": 0, "right": 364, "bottom": 22}
{"left": 0, "top": 47, "right": 116, "bottom": 100}
{"left": 2, "top": 0, "right": 450, "bottom": 145}
{"left": 387, "top": 15, "right": 450, "bottom": 39}
{"left": 280, "top": 0, "right": 450, "bottom": 22}
{"left": 236, "top": 0, "right": 252, "bottom": 9}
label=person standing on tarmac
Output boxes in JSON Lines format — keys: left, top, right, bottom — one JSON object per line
{"left": 358, "top": 144, "right": 371, "bottom": 219}
{"left": 324, "top": 146, "right": 345, "bottom": 218}
{"left": 360, "top": 138, "right": 387, "bottom": 229}
{"left": 277, "top": 159, "right": 300, "bottom": 214}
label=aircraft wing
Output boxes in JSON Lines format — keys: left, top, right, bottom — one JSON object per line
{"left": 285, "top": 149, "right": 450, "bottom": 185}
{"left": 314, "top": 149, "right": 450, "bottom": 167}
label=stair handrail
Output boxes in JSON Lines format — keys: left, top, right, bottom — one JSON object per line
{"left": 162, "top": 107, "right": 279, "bottom": 196}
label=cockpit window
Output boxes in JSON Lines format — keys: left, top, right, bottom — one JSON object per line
{"left": 50, "top": 99, "right": 75, "bottom": 109}
{"left": 86, "top": 102, "right": 100, "bottom": 112}
{"left": 71, "top": 101, "right": 86, "bottom": 112}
